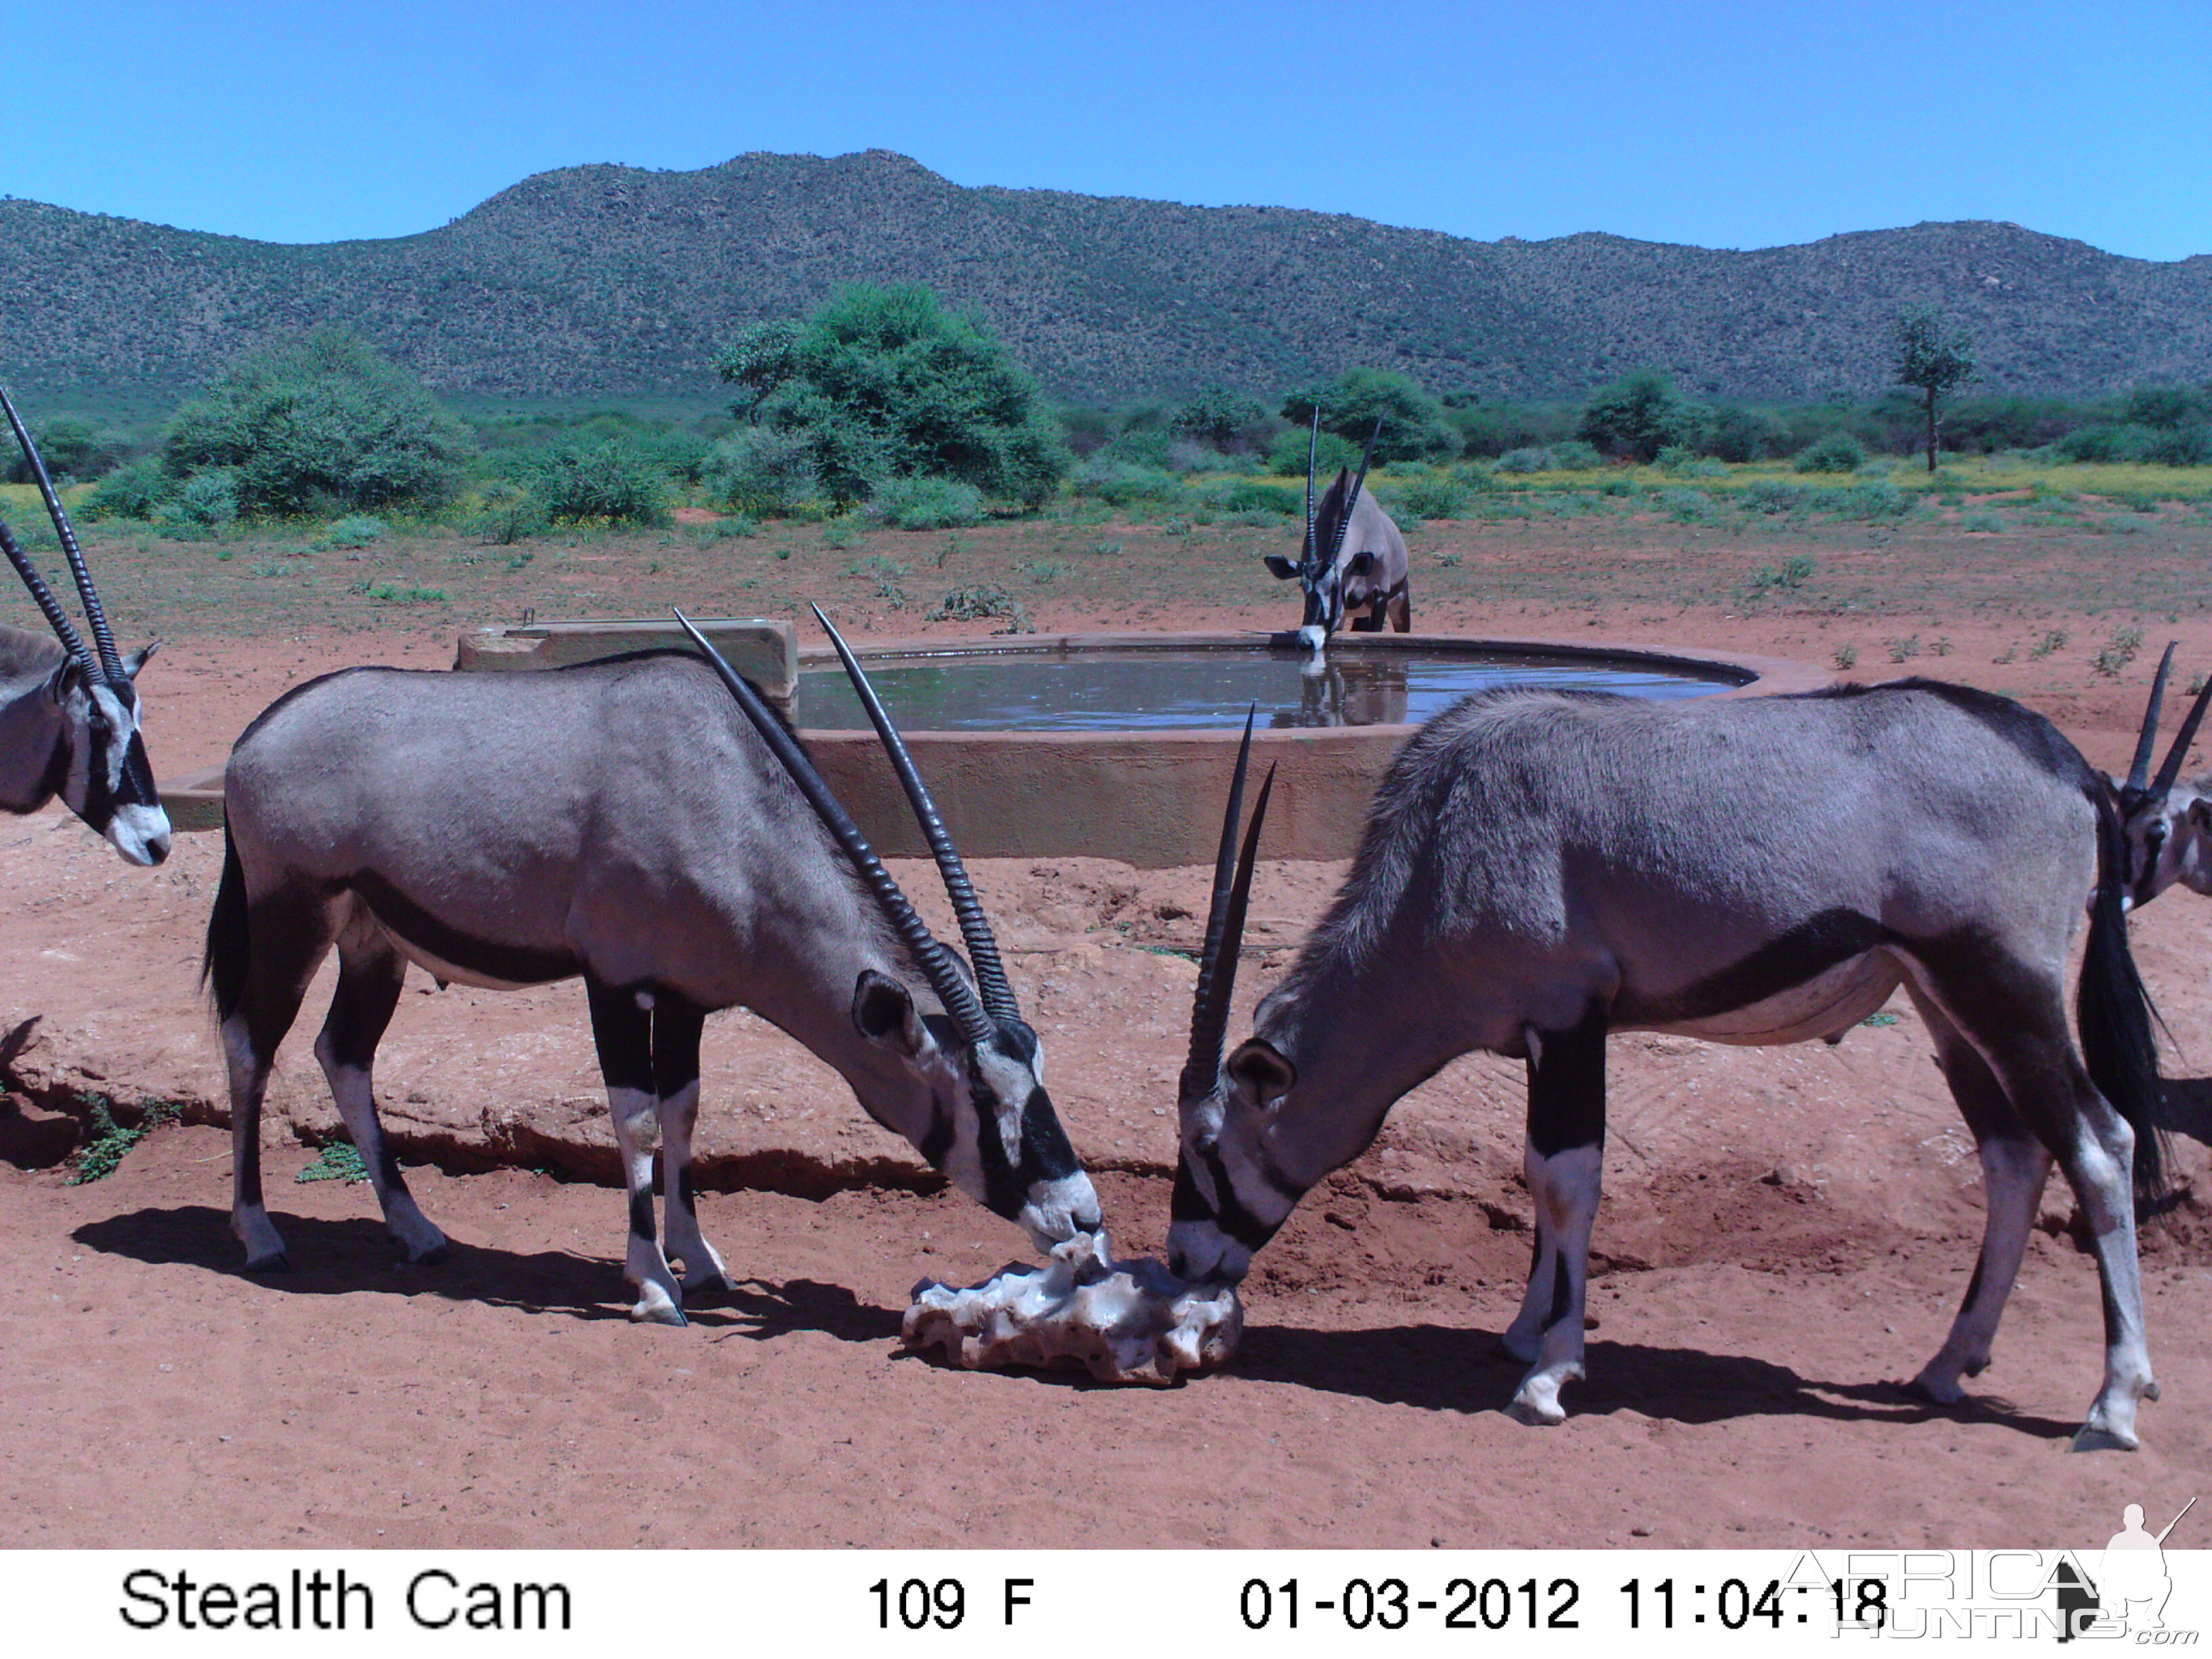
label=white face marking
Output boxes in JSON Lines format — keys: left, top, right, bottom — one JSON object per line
{"left": 1296, "top": 623, "right": 1327, "bottom": 655}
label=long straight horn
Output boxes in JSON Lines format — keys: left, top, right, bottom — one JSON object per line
{"left": 0, "top": 516, "right": 98, "bottom": 676}
{"left": 1182, "top": 710, "right": 1276, "bottom": 1097}
{"left": 674, "top": 609, "right": 994, "bottom": 1045}
{"left": 811, "top": 602, "right": 1018, "bottom": 1024}
{"left": 1, "top": 388, "right": 121, "bottom": 683}
{"left": 2127, "top": 642, "right": 2178, "bottom": 794}
{"left": 1327, "top": 417, "right": 1384, "bottom": 566}
{"left": 1302, "top": 409, "right": 1319, "bottom": 569}
{"left": 2151, "top": 673, "right": 2212, "bottom": 801}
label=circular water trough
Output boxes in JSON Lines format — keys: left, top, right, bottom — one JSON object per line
{"left": 795, "top": 631, "right": 1828, "bottom": 867}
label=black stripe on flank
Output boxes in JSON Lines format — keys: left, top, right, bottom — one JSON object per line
{"left": 352, "top": 870, "right": 581, "bottom": 987}
{"left": 1614, "top": 908, "right": 1897, "bottom": 1028}
{"left": 1526, "top": 1005, "right": 1607, "bottom": 1160}
{"left": 629, "top": 1190, "right": 657, "bottom": 1244}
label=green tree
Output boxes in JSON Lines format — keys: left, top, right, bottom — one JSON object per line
{"left": 165, "top": 325, "right": 472, "bottom": 514}
{"left": 737, "top": 284, "right": 1071, "bottom": 508}
{"left": 712, "top": 320, "right": 800, "bottom": 423}
{"left": 1280, "top": 369, "right": 1458, "bottom": 464}
{"left": 1893, "top": 306, "right": 1977, "bottom": 473}
{"left": 1170, "top": 385, "right": 1269, "bottom": 449}
{"left": 1577, "top": 369, "right": 1710, "bottom": 462}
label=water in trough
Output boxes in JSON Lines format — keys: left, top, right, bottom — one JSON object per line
{"left": 795, "top": 643, "right": 1742, "bottom": 733}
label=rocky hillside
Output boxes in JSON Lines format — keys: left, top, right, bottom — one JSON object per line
{"left": 4, "top": 149, "right": 2207, "bottom": 408}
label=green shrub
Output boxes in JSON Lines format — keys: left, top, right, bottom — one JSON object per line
{"left": 705, "top": 426, "right": 817, "bottom": 515}
{"left": 1218, "top": 479, "right": 1300, "bottom": 516}
{"left": 865, "top": 475, "right": 985, "bottom": 531}
{"left": 1578, "top": 369, "right": 1710, "bottom": 462}
{"left": 1495, "top": 446, "right": 1555, "bottom": 474}
{"left": 1281, "top": 369, "right": 1460, "bottom": 463}
{"left": 930, "top": 582, "right": 1033, "bottom": 634}
{"left": 1549, "top": 440, "right": 1604, "bottom": 471}
{"left": 1384, "top": 476, "right": 1468, "bottom": 520}
{"left": 758, "top": 283, "right": 1071, "bottom": 506}
{"left": 466, "top": 481, "right": 550, "bottom": 545}
{"left": 1099, "top": 427, "right": 1175, "bottom": 467}
{"left": 165, "top": 325, "right": 472, "bottom": 515}
{"left": 1264, "top": 426, "right": 1361, "bottom": 477}
{"left": 158, "top": 468, "right": 241, "bottom": 537}
{"left": 324, "top": 514, "right": 387, "bottom": 549}
{"left": 4, "top": 417, "right": 131, "bottom": 485}
{"left": 1073, "top": 457, "right": 1182, "bottom": 506}
{"left": 2143, "top": 423, "right": 2212, "bottom": 466}
{"left": 526, "top": 439, "right": 670, "bottom": 525}
{"left": 1739, "top": 479, "right": 1809, "bottom": 515}
{"left": 1170, "top": 386, "right": 1269, "bottom": 448}
{"left": 1795, "top": 431, "right": 1868, "bottom": 473}
{"left": 79, "top": 456, "right": 171, "bottom": 521}
{"left": 1705, "top": 405, "right": 1790, "bottom": 463}
{"left": 2057, "top": 422, "right": 2156, "bottom": 464}
{"left": 1657, "top": 487, "right": 1715, "bottom": 523}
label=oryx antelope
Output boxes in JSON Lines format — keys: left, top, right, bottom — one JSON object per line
{"left": 2114, "top": 643, "right": 2212, "bottom": 907}
{"left": 203, "top": 607, "right": 1099, "bottom": 1322}
{"left": 0, "top": 390, "right": 169, "bottom": 866}
{"left": 1170, "top": 679, "right": 2169, "bottom": 1450}
{"left": 1264, "top": 415, "right": 1410, "bottom": 656}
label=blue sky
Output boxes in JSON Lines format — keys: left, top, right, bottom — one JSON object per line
{"left": 9, "top": 1, "right": 2207, "bottom": 260}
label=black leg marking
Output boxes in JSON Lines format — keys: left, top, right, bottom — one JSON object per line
{"left": 629, "top": 1189, "right": 657, "bottom": 1244}
{"left": 1526, "top": 1003, "right": 1608, "bottom": 1158}
{"left": 1545, "top": 1253, "right": 1573, "bottom": 1329}
{"left": 585, "top": 976, "right": 654, "bottom": 1095}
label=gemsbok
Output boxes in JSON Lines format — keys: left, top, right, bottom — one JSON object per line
{"left": 2114, "top": 643, "right": 2212, "bottom": 907}
{"left": 1170, "top": 678, "right": 2169, "bottom": 1450}
{"left": 1, "top": 389, "right": 169, "bottom": 866}
{"left": 1264, "top": 415, "right": 1410, "bottom": 656}
{"left": 203, "top": 607, "right": 1099, "bottom": 1322}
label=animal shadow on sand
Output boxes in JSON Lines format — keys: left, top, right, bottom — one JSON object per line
{"left": 1231, "top": 1320, "right": 2081, "bottom": 1439}
{"left": 71, "top": 1205, "right": 901, "bottom": 1345}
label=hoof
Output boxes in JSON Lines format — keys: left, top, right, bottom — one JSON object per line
{"left": 2069, "top": 1423, "right": 2139, "bottom": 1454}
{"left": 408, "top": 1240, "right": 453, "bottom": 1267}
{"left": 628, "top": 1285, "right": 687, "bottom": 1326}
{"left": 1906, "top": 1372, "right": 1966, "bottom": 1407}
{"left": 244, "top": 1252, "right": 293, "bottom": 1275}
{"left": 1505, "top": 1395, "right": 1567, "bottom": 1427}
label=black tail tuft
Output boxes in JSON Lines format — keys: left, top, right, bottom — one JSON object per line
{"left": 2076, "top": 784, "right": 2171, "bottom": 1213}
{"left": 202, "top": 813, "right": 250, "bottom": 1023}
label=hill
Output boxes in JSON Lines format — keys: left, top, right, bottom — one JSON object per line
{"left": 3, "top": 149, "right": 2209, "bottom": 411}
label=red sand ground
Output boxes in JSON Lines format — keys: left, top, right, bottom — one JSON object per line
{"left": 3, "top": 541, "right": 2209, "bottom": 1551}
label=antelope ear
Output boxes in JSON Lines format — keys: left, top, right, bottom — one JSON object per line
{"left": 125, "top": 641, "right": 159, "bottom": 679}
{"left": 1227, "top": 1038, "right": 1296, "bottom": 1107}
{"left": 2189, "top": 798, "right": 2212, "bottom": 832}
{"left": 853, "top": 970, "right": 929, "bottom": 1058}
{"left": 45, "top": 659, "right": 85, "bottom": 703}
{"left": 1263, "top": 555, "right": 1300, "bottom": 581}
{"left": 1345, "top": 550, "right": 1375, "bottom": 577}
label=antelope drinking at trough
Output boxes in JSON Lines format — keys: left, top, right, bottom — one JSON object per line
{"left": 203, "top": 607, "right": 1099, "bottom": 1322}
{"left": 0, "top": 390, "right": 169, "bottom": 866}
{"left": 1264, "top": 415, "right": 1410, "bottom": 657}
{"left": 1170, "top": 678, "right": 2169, "bottom": 1450}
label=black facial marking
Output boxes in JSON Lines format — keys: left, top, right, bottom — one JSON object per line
{"left": 1170, "top": 1160, "right": 1212, "bottom": 1223}
{"left": 1526, "top": 1004, "right": 1607, "bottom": 1160}
{"left": 1018, "top": 1086, "right": 1080, "bottom": 1182}
{"left": 1205, "top": 1147, "right": 1287, "bottom": 1252}
{"left": 917, "top": 1105, "right": 955, "bottom": 1172}
{"left": 354, "top": 870, "right": 581, "bottom": 987}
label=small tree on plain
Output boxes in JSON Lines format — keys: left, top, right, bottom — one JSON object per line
{"left": 1577, "top": 369, "right": 1709, "bottom": 462}
{"left": 712, "top": 320, "right": 800, "bottom": 424}
{"left": 1893, "top": 306, "right": 1977, "bottom": 473}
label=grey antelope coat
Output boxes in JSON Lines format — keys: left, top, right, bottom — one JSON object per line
{"left": 205, "top": 640, "right": 1099, "bottom": 1320}
{"left": 1171, "top": 680, "right": 2167, "bottom": 1450}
